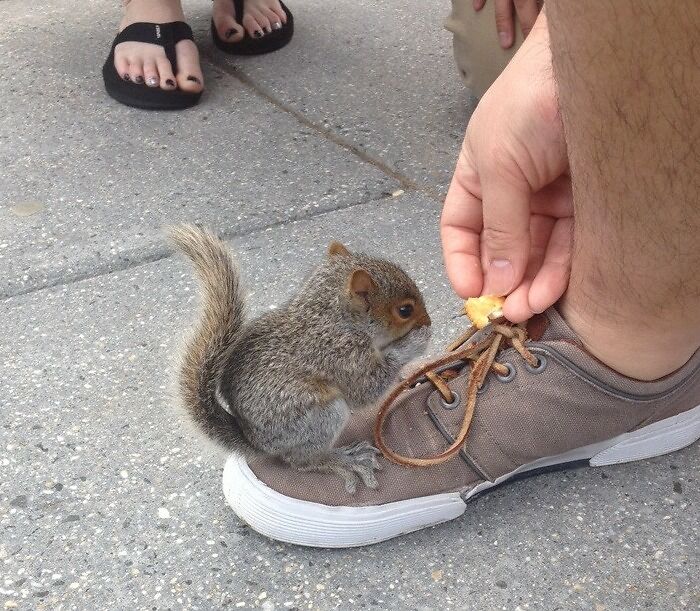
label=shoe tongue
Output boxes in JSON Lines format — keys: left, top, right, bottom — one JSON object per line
{"left": 528, "top": 306, "right": 582, "bottom": 344}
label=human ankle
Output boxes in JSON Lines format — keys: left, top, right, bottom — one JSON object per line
{"left": 122, "top": 0, "right": 185, "bottom": 23}
{"left": 558, "top": 296, "right": 700, "bottom": 381}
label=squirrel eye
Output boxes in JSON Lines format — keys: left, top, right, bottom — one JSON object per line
{"left": 397, "top": 304, "right": 414, "bottom": 319}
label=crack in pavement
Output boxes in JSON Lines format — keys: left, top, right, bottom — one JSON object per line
{"left": 1, "top": 190, "right": 417, "bottom": 302}
{"left": 200, "top": 54, "right": 444, "bottom": 203}
{"left": 3, "top": 52, "right": 445, "bottom": 301}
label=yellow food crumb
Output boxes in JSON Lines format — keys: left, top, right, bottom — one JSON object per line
{"left": 464, "top": 295, "right": 505, "bottom": 329}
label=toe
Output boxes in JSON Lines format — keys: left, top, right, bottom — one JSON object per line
{"left": 174, "top": 40, "right": 204, "bottom": 93}
{"left": 114, "top": 53, "right": 130, "bottom": 81}
{"left": 269, "top": 0, "right": 287, "bottom": 24}
{"left": 351, "top": 464, "right": 378, "bottom": 489}
{"left": 143, "top": 59, "right": 160, "bottom": 88}
{"left": 252, "top": 10, "right": 273, "bottom": 34}
{"left": 156, "top": 56, "right": 177, "bottom": 90}
{"left": 212, "top": 1, "right": 245, "bottom": 42}
{"left": 242, "top": 13, "right": 265, "bottom": 39}
{"left": 264, "top": 7, "right": 283, "bottom": 30}
{"left": 128, "top": 59, "right": 144, "bottom": 85}
{"left": 343, "top": 474, "right": 358, "bottom": 494}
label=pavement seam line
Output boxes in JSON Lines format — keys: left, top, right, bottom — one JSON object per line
{"left": 4, "top": 53, "right": 444, "bottom": 301}
{"left": 1, "top": 191, "right": 430, "bottom": 302}
{"left": 201, "top": 56, "right": 444, "bottom": 203}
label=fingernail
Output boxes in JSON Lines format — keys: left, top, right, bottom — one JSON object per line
{"left": 499, "top": 31, "right": 511, "bottom": 47}
{"left": 253, "top": 29, "right": 263, "bottom": 38}
{"left": 165, "top": 78, "right": 176, "bottom": 87}
{"left": 483, "top": 259, "right": 514, "bottom": 296}
{"left": 273, "top": 21, "right": 282, "bottom": 30}
{"left": 187, "top": 75, "right": 201, "bottom": 84}
{"left": 133, "top": 75, "right": 144, "bottom": 84}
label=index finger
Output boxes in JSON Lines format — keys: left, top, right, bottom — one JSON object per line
{"left": 441, "top": 147, "right": 485, "bottom": 298}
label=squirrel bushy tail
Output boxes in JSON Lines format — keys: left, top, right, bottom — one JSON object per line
{"left": 168, "top": 224, "right": 248, "bottom": 454}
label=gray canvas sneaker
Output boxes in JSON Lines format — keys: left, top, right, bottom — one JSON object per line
{"left": 222, "top": 307, "right": 700, "bottom": 547}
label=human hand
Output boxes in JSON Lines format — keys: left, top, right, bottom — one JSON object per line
{"left": 441, "top": 11, "right": 573, "bottom": 323}
{"left": 473, "top": 0, "right": 541, "bottom": 49}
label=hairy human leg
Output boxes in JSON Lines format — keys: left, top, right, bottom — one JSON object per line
{"left": 548, "top": 1, "right": 700, "bottom": 380}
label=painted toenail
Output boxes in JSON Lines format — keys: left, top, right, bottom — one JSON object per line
{"left": 133, "top": 75, "right": 144, "bottom": 84}
{"left": 166, "top": 78, "right": 176, "bottom": 87}
{"left": 254, "top": 30, "right": 263, "bottom": 38}
{"left": 273, "top": 22, "right": 282, "bottom": 30}
{"left": 264, "top": 26, "right": 272, "bottom": 33}
{"left": 187, "top": 76, "right": 201, "bottom": 84}
{"left": 146, "top": 77, "right": 159, "bottom": 87}
{"left": 123, "top": 74, "right": 131, "bottom": 81}
{"left": 226, "top": 28, "right": 237, "bottom": 38}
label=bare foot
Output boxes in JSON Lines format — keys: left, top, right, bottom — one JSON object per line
{"left": 114, "top": 0, "right": 204, "bottom": 93}
{"left": 212, "top": 0, "right": 288, "bottom": 43}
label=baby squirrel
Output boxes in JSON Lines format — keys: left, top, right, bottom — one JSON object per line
{"left": 169, "top": 224, "right": 431, "bottom": 493}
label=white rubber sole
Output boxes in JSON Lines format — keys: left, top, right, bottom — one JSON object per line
{"left": 222, "top": 404, "right": 700, "bottom": 548}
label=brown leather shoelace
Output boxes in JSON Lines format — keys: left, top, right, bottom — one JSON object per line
{"left": 374, "top": 321, "right": 538, "bottom": 467}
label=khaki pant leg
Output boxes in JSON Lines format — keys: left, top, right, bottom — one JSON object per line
{"left": 445, "top": 0, "right": 524, "bottom": 98}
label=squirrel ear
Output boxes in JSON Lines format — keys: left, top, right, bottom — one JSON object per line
{"left": 348, "top": 269, "right": 376, "bottom": 308}
{"left": 328, "top": 241, "right": 351, "bottom": 258}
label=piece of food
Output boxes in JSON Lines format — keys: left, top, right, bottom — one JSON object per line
{"left": 464, "top": 295, "right": 505, "bottom": 329}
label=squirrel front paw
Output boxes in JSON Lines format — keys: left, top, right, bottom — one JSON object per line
{"left": 296, "top": 442, "right": 382, "bottom": 494}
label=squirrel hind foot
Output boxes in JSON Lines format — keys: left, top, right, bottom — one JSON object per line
{"left": 293, "top": 443, "right": 382, "bottom": 494}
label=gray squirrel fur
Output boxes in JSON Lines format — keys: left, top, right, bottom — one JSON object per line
{"left": 169, "top": 224, "right": 431, "bottom": 492}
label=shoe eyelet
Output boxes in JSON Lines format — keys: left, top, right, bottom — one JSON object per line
{"left": 440, "top": 391, "right": 461, "bottom": 410}
{"left": 524, "top": 354, "right": 548, "bottom": 374}
{"left": 495, "top": 362, "right": 516, "bottom": 383}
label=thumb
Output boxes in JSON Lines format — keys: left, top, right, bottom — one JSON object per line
{"left": 479, "top": 165, "right": 531, "bottom": 297}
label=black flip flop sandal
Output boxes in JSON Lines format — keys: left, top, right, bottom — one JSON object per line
{"left": 211, "top": 0, "right": 294, "bottom": 56}
{"left": 103, "top": 21, "right": 202, "bottom": 111}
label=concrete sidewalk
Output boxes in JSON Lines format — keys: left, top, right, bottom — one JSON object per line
{"left": 1, "top": 1, "right": 697, "bottom": 609}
